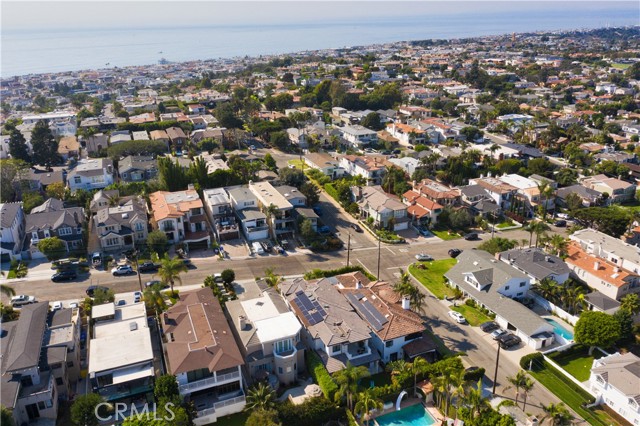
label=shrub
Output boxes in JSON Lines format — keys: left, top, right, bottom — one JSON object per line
{"left": 520, "top": 352, "right": 544, "bottom": 371}
{"left": 306, "top": 351, "right": 338, "bottom": 400}
{"left": 463, "top": 367, "right": 485, "bottom": 382}
{"left": 304, "top": 265, "right": 377, "bottom": 281}
{"left": 465, "top": 299, "right": 477, "bottom": 308}
{"left": 277, "top": 397, "right": 346, "bottom": 426}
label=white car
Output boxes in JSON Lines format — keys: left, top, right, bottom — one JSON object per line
{"left": 415, "top": 253, "right": 434, "bottom": 261}
{"left": 448, "top": 310, "right": 466, "bottom": 324}
{"left": 51, "top": 301, "right": 63, "bottom": 311}
{"left": 491, "top": 329, "right": 507, "bottom": 340}
{"left": 11, "top": 295, "right": 36, "bottom": 307}
{"left": 112, "top": 265, "right": 134, "bottom": 276}
{"left": 133, "top": 291, "right": 142, "bottom": 303}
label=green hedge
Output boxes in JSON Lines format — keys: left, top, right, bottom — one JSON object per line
{"left": 463, "top": 367, "right": 486, "bottom": 382}
{"left": 306, "top": 351, "right": 338, "bottom": 401}
{"left": 304, "top": 265, "right": 377, "bottom": 281}
{"left": 324, "top": 183, "right": 339, "bottom": 201}
{"left": 520, "top": 352, "right": 544, "bottom": 371}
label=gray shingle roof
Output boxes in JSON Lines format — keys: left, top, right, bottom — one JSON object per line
{"left": 0, "top": 203, "right": 22, "bottom": 228}
{"left": 1, "top": 302, "right": 49, "bottom": 372}
{"left": 25, "top": 207, "right": 84, "bottom": 233}
{"left": 497, "top": 248, "right": 570, "bottom": 281}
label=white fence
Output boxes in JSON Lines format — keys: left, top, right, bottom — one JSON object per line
{"left": 531, "top": 293, "right": 579, "bottom": 325}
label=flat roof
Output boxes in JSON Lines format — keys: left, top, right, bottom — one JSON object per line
{"left": 250, "top": 181, "right": 293, "bottom": 210}
{"left": 92, "top": 303, "right": 115, "bottom": 319}
{"left": 254, "top": 312, "right": 301, "bottom": 343}
{"left": 89, "top": 328, "right": 153, "bottom": 374}
{"left": 241, "top": 295, "right": 281, "bottom": 322}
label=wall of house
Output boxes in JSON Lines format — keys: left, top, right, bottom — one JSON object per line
{"left": 567, "top": 266, "right": 625, "bottom": 300}
{"left": 14, "top": 374, "right": 58, "bottom": 425}
{"left": 590, "top": 371, "right": 640, "bottom": 425}
{"left": 497, "top": 277, "right": 531, "bottom": 299}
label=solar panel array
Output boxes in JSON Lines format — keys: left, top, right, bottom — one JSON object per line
{"left": 292, "top": 291, "right": 326, "bottom": 326}
{"left": 345, "top": 292, "right": 388, "bottom": 331}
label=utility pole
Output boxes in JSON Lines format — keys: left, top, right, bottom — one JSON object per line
{"left": 492, "top": 341, "right": 502, "bottom": 395}
{"left": 346, "top": 233, "right": 351, "bottom": 267}
{"left": 491, "top": 212, "right": 496, "bottom": 239}
{"left": 134, "top": 249, "right": 143, "bottom": 292}
{"left": 376, "top": 234, "right": 381, "bottom": 279}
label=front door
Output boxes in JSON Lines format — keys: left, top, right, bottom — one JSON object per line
{"left": 25, "top": 403, "right": 40, "bottom": 420}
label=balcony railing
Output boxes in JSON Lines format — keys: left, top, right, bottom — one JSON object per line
{"left": 178, "top": 370, "right": 240, "bottom": 394}
{"left": 195, "top": 395, "right": 246, "bottom": 418}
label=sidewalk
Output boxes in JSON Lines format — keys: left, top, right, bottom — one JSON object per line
{"left": 0, "top": 258, "right": 55, "bottom": 284}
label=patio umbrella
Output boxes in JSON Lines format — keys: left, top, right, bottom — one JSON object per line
{"left": 304, "top": 384, "right": 322, "bottom": 397}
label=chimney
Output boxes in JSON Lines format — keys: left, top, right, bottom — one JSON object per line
{"left": 412, "top": 180, "right": 416, "bottom": 189}
{"left": 545, "top": 256, "right": 550, "bottom": 262}
{"left": 355, "top": 280, "right": 363, "bottom": 289}
{"left": 494, "top": 252, "right": 501, "bottom": 261}
{"left": 614, "top": 266, "right": 620, "bottom": 273}
{"left": 594, "top": 261, "right": 600, "bottom": 271}
{"left": 188, "top": 183, "right": 195, "bottom": 191}
{"left": 238, "top": 315, "right": 247, "bottom": 330}
{"left": 402, "top": 296, "right": 411, "bottom": 310}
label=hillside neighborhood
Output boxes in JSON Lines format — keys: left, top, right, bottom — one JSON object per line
{"left": 1, "top": 26, "right": 640, "bottom": 426}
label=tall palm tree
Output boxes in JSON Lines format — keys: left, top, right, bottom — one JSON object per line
{"left": 542, "top": 402, "right": 574, "bottom": 426}
{"left": 1, "top": 284, "right": 16, "bottom": 298}
{"left": 143, "top": 284, "right": 167, "bottom": 315}
{"left": 507, "top": 370, "right": 527, "bottom": 407}
{"left": 549, "top": 235, "right": 568, "bottom": 257}
{"left": 354, "top": 389, "right": 383, "bottom": 426}
{"left": 562, "top": 285, "right": 586, "bottom": 315}
{"left": 263, "top": 267, "right": 283, "bottom": 290}
{"left": 264, "top": 203, "right": 279, "bottom": 240}
{"left": 536, "top": 180, "right": 550, "bottom": 219}
{"left": 534, "top": 222, "right": 551, "bottom": 248}
{"left": 245, "top": 382, "right": 276, "bottom": 411}
{"left": 464, "top": 379, "right": 489, "bottom": 418}
{"left": 157, "top": 254, "right": 188, "bottom": 294}
{"left": 524, "top": 222, "right": 536, "bottom": 248}
{"left": 334, "top": 362, "right": 370, "bottom": 412}
{"left": 389, "top": 356, "right": 430, "bottom": 397}
{"left": 520, "top": 375, "right": 535, "bottom": 413}
{"left": 431, "top": 374, "right": 447, "bottom": 411}
{"left": 533, "top": 277, "right": 559, "bottom": 303}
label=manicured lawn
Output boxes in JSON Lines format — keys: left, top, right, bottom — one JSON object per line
{"left": 409, "top": 259, "right": 457, "bottom": 300}
{"left": 432, "top": 229, "right": 462, "bottom": 241}
{"left": 528, "top": 361, "right": 613, "bottom": 426}
{"left": 496, "top": 220, "right": 516, "bottom": 229}
{"left": 452, "top": 305, "right": 492, "bottom": 326}
{"left": 611, "top": 63, "right": 631, "bottom": 70}
{"left": 287, "top": 159, "right": 306, "bottom": 170}
{"left": 548, "top": 345, "right": 598, "bottom": 382}
{"left": 212, "top": 411, "right": 250, "bottom": 426}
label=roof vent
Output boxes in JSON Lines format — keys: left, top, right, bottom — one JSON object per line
{"left": 129, "top": 322, "right": 138, "bottom": 331}
{"left": 122, "top": 213, "right": 128, "bottom": 219}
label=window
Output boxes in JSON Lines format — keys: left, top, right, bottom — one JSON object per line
{"left": 74, "top": 176, "right": 81, "bottom": 184}
{"left": 58, "top": 227, "right": 72, "bottom": 236}
{"left": 96, "top": 374, "right": 113, "bottom": 387}
{"left": 517, "top": 292, "right": 523, "bottom": 297}
{"left": 67, "top": 361, "right": 73, "bottom": 368}
{"left": 332, "top": 345, "right": 341, "bottom": 354}
{"left": 135, "top": 222, "right": 144, "bottom": 231}
{"left": 278, "top": 367, "right": 283, "bottom": 374}
{"left": 519, "top": 282, "right": 526, "bottom": 287}
{"left": 385, "top": 340, "right": 393, "bottom": 348}
{"left": 275, "top": 339, "right": 293, "bottom": 354}
{"left": 186, "top": 368, "right": 212, "bottom": 383}
{"left": 38, "top": 401, "right": 47, "bottom": 410}
{"left": 56, "top": 377, "right": 63, "bottom": 386}
{"left": 505, "top": 286, "right": 510, "bottom": 291}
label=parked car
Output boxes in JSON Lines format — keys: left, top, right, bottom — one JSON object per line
{"left": 418, "top": 228, "right": 430, "bottom": 237}
{"left": 491, "top": 329, "right": 507, "bottom": 340}
{"left": 351, "top": 223, "right": 363, "bottom": 233}
{"left": 91, "top": 252, "right": 102, "bottom": 266}
{"left": 138, "top": 262, "right": 159, "bottom": 273}
{"left": 448, "top": 310, "right": 467, "bottom": 324}
{"left": 51, "top": 301, "right": 63, "bottom": 311}
{"left": 112, "top": 265, "right": 134, "bottom": 276}
{"left": 213, "top": 273, "right": 223, "bottom": 283}
{"left": 464, "top": 233, "right": 479, "bottom": 241}
{"left": 116, "top": 299, "right": 126, "bottom": 306}
{"left": 318, "top": 225, "right": 331, "bottom": 234}
{"left": 51, "top": 270, "right": 77, "bottom": 282}
{"left": 480, "top": 321, "right": 499, "bottom": 333}
{"left": 500, "top": 334, "right": 522, "bottom": 349}
{"left": 554, "top": 220, "right": 567, "bottom": 227}
{"left": 11, "top": 295, "right": 36, "bottom": 307}
{"left": 448, "top": 248, "right": 462, "bottom": 258}
{"left": 415, "top": 253, "right": 434, "bottom": 261}
{"left": 252, "top": 241, "right": 265, "bottom": 255}
{"left": 313, "top": 206, "right": 323, "bottom": 216}
{"left": 133, "top": 291, "right": 142, "bottom": 303}
{"left": 145, "top": 280, "right": 167, "bottom": 288}
{"left": 69, "top": 302, "right": 79, "bottom": 309}
{"left": 86, "top": 285, "right": 109, "bottom": 297}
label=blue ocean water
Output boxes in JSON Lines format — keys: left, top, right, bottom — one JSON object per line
{"left": 1, "top": 7, "right": 638, "bottom": 77}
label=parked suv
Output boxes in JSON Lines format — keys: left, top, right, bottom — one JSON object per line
{"left": 86, "top": 286, "right": 110, "bottom": 297}
{"left": 499, "top": 334, "right": 522, "bottom": 349}
{"left": 112, "top": 265, "right": 134, "bottom": 276}
{"left": 52, "top": 270, "right": 77, "bottom": 282}
{"left": 138, "top": 262, "right": 159, "bottom": 273}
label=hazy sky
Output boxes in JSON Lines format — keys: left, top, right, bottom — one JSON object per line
{"left": 3, "top": 1, "right": 638, "bottom": 31}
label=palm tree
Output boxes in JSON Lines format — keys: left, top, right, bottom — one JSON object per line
{"left": 542, "top": 402, "right": 574, "bottom": 426}
{"left": 524, "top": 222, "right": 536, "bottom": 247}
{"left": 506, "top": 370, "right": 527, "bottom": 407}
{"left": 534, "top": 222, "right": 551, "bottom": 248}
{"left": 143, "top": 284, "right": 167, "bottom": 315}
{"left": 264, "top": 203, "right": 279, "bottom": 240}
{"left": 334, "top": 362, "right": 370, "bottom": 412}
{"left": 620, "top": 293, "right": 640, "bottom": 316}
{"left": 520, "top": 238, "right": 529, "bottom": 249}
{"left": 354, "top": 389, "right": 383, "bottom": 426}
{"left": 157, "top": 254, "right": 188, "bottom": 294}
{"left": 263, "top": 267, "right": 283, "bottom": 290}
{"left": 548, "top": 235, "right": 568, "bottom": 257}
{"left": 245, "top": 382, "right": 276, "bottom": 411}
{"left": 520, "top": 375, "right": 535, "bottom": 412}
{"left": 431, "top": 374, "right": 447, "bottom": 411}
{"left": 1, "top": 284, "right": 16, "bottom": 298}
{"left": 533, "top": 277, "right": 559, "bottom": 303}
{"left": 464, "top": 379, "right": 489, "bottom": 418}
{"left": 562, "top": 285, "right": 586, "bottom": 315}
{"left": 392, "top": 273, "right": 426, "bottom": 314}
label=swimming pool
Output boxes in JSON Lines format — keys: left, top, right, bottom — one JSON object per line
{"left": 545, "top": 318, "right": 574, "bottom": 340}
{"left": 375, "top": 404, "right": 437, "bottom": 426}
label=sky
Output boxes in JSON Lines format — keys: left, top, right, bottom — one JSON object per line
{"left": 2, "top": 1, "right": 638, "bottom": 31}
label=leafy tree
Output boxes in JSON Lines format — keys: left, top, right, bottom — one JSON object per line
{"left": 106, "top": 140, "right": 167, "bottom": 159}
{"left": 221, "top": 269, "right": 235, "bottom": 285}
{"left": 147, "top": 230, "right": 168, "bottom": 255}
{"left": 0, "top": 405, "right": 14, "bottom": 426}
{"left": 45, "top": 182, "right": 67, "bottom": 200}
{"left": 158, "top": 254, "right": 188, "bottom": 293}
{"left": 30, "top": 120, "right": 59, "bottom": 169}
{"left": 37, "top": 237, "right": 66, "bottom": 260}
{"left": 93, "top": 287, "right": 115, "bottom": 304}
{"left": 70, "top": 393, "right": 104, "bottom": 426}
{"left": 594, "top": 160, "right": 629, "bottom": 178}
{"left": 264, "top": 153, "right": 277, "bottom": 171}
{"left": 525, "top": 158, "right": 555, "bottom": 177}
{"left": 572, "top": 207, "right": 631, "bottom": 238}
{"left": 574, "top": 311, "right": 621, "bottom": 354}
{"left": 245, "top": 382, "right": 277, "bottom": 411}
{"left": 460, "top": 126, "right": 483, "bottom": 142}
{"left": 246, "top": 409, "right": 281, "bottom": 426}
{"left": 197, "top": 138, "right": 218, "bottom": 154}
{"left": 157, "top": 157, "right": 189, "bottom": 192}
{"left": 214, "top": 102, "right": 243, "bottom": 129}
{"left": 300, "top": 218, "right": 316, "bottom": 240}
{"left": 564, "top": 192, "right": 583, "bottom": 212}
{"left": 613, "top": 309, "right": 635, "bottom": 342}
{"left": 360, "top": 112, "right": 384, "bottom": 131}
{"left": 154, "top": 375, "right": 179, "bottom": 401}
{"left": 299, "top": 182, "right": 320, "bottom": 206}
{"left": 8, "top": 129, "right": 31, "bottom": 163}
{"left": 188, "top": 156, "right": 209, "bottom": 190}
{"left": 478, "top": 237, "right": 518, "bottom": 255}
{"left": 21, "top": 191, "right": 44, "bottom": 213}
{"left": 0, "top": 159, "right": 29, "bottom": 202}
{"left": 270, "top": 130, "right": 289, "bottom": 150}
{"left": 278, "top": 167, "right": 305, "bottom": 187}
{"left": 620, "top": 293, "right": 640, "bottom": 316}
{"left": 555, "top": 168, "right": 578, "bottom": 187}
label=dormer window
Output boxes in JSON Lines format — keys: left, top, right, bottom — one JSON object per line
{"left": 596, "top": 375, "right": 605, "bottom": 384}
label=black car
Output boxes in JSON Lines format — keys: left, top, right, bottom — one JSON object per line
{"left": 464, "top": 233, "right": 479, "bottom": 241}
{"left": 351, "top": 224, "right": 363, "bottom": 233}
{"left": 554, "top": 220, "right": 567, "bottom": 227}
{"left": 138, "top": 262, "right": 159, "bottom": 273}
{"left": 500, "top": 335, "right": 522, "bottom": 349}
{"left": 448, "top": 248, "right": 462, "bottom": 258}
{"left": 479, "top": 321, "right": 499, "bottom": 333}
{"left": 51, "top": 270, "right": 77, "bottom": 282}
{"left": 86, "top": 285, "right": 110, "bottom": 297}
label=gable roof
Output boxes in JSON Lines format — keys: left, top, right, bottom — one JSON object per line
{"left": 0, "top": 203, "right": 23, "bottom": 228}
{"left": 26, "top": 207, "right": 85, "bottom": 233}
{"left": 591, "top": 352, "right": 640, "bottom": 400}
{"left": 1, "top": 302, "right": 49, "bottom": 372}
{"left": 30, "top": 197, "right": 64, "bottom": 214}
{"left": 497, "top": 248, "right": 570, "bottom": 281}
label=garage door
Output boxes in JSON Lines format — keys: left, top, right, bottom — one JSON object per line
{"left": 187, "top": 240, "right": 209, "bottom": 251}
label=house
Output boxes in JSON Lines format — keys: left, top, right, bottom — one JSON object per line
{"left": 109, "top": 131, "right": 132, "bottom": 146}
{"left": 25, "top": 168, "right": 66, "bottom": 193}
{"left": 67, "top": 158, "right": 114, "bottom": 192}
{"left": 304, "top": 152, "right": 346, "bottom": 180}
{"left": 149, "top": 187, "right": 210, "bottom": 250}
{"left": 499, "top": 174, "right": 555, "bottom": 215}
{"left": 187, "top": 104, "right": 206, "bottom": 115}
{"left": 564, "top": 242, "right": 640, "bottom": 301}
{"left": 0, "top": 202, "right": 25, "bottom": 262}
{"left": 149, "top": 129, "right": 170, "bottom": 147}
{"left": 94, "top": 196, "right": 148, "bottom": 253}
{"left": 459, "top": 185, "right": 501, "bottom": 218}
{"left": 249, "top": 181, "right": 296, "bottom": 238}
{"left": 162, "top": 289, "right": 246, "bottom": 426}
{"left": 589, "top": 352, "right": 640, "bottom": 425}
{"left": 339, "top": 125, "right": 378, "bottom": 148}
{"left": 468, "top": 176, "right": 517, "bottom": 210}
{"left": 571, "top": 228, "right": 640, "bottom": 279}
{"left": 166, "top": 127, "right": 188, "bottom": 148}
{"left": 496, "top": 248, "right": 570, "bottom": 284}
{"left": 203, "top": 188, "right": 240, "bottom": 241}
{"left": 191, "top": 128, "right": 225, "bottom": 145}
{"left": 334, "top": 274, "right": 427, "bottom": 363}
{"left": 287, "top": 128, "right": 308, "bottom": 149}
{"left": 85, "top": 133, "right": 108, "bottom": 155}
{"left": 1, "top": 303, "right": 81, "bottom": 426}
{"left": 409, "top": 179, "right": 461, "bottom": 206}
{"left": 556, "top": 185, "right": 601, "bottom": 208}
{"left": 580, "top": 174, "right": 636, "bottom": 204}
{"left": 356, "top": 186, "right": 409, "bottom": 231}
{"left": 386, "top": 123, "right": 426, "bottom": 146}
{"left": 89, "top": 302, "right": 154, "bottom": 415}
{"left": 57, "top": 136, "right": 80, "bottom": 161}
{"left": 402, "top": 188, "right": 444, "bottom": 226}
{"left": 25, "top": 202, "right": 85, "bottom": 258}
{"left": 295, "top": 208, "right": 319, "bottom": 232}
{"left": 339, "top": 155, "right": 387, "bottom": 186}
{"left": 388, "top": 157, "right": 423, "bottom": 177}
{"left": 584, "top": 292, "right": 621, "bottom": 315}
{"left": 276, "top": 185, "right": 307, "bottom": 207}
{"left": 226, "top": 288, "right": 305, "bottom": 386}
{"left": 280, "top": 277, "right": 381, "bottom": 374}
{"left": 445, "top": 250, "right": 556, "bottom": 349}
{"left": 227, "top": 187, "right": 268, "bottom": 241}
{"left": 131, "top": 130, "right": 150, "bottom": 141}
{"left": 118, "top": 155, "right": 158, "bottom": 182}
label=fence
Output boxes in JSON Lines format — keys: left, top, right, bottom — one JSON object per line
{"left": 541, "top": 353, "right": 595, "bottom": 396}
{"left": 531, "top": 293, "right": 579, "bottom": 325}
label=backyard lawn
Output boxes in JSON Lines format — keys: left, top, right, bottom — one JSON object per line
{"left": 432, "top": 229, "right": 462, "bottom": 241}
{"left": 548, "top": 345, "right": 602, "bottom": 382}
{"left": 213, "top": 411, "right": 250, "bottom": 426}
{"left": 452, "top": 304, "right": 492, "bottom": 326}
{"left": 409, "top": 259, "right": 457, "bottom": 300}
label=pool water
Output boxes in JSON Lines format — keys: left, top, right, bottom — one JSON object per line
{"left": 375, "top": 404, "right": 436, "bottom": 426}
{"left": 545, "top": 318, "right": 574, "bottom": 340}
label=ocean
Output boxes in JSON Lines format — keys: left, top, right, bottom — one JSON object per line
{"left": 1, "top": 7, "right": 638, "bottom": 78}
